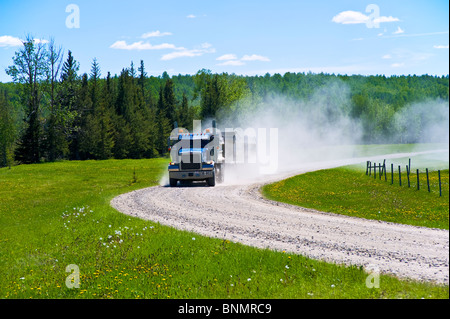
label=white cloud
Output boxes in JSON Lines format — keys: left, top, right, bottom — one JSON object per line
{"left": 187, "top": 14, "right": 196, "bottom": 18}
{"left": 332, "top": 11, "right": 369, "bottom": 24}
{"left": 0, "top": 35, "right": 48, "bottom": 47}
{"left": 216, "top": 54, "right": 238, "bottom": 61}
{"left": 33, "top": 39, "right": 49, "bottom": 45}
{"left": 391, "top": 63, "right": 405, "bottom": 68}
{"left": 141, "top": 31, "right": 172, "bottom": 38}
{"left": 241, "top": 54, "right": 270, "bottom": 62}
{"left": 217, "top": 60, "right": 245, "bottom": 66}
{"left": 382, "top": 30, "right": 448, "bottom": 38}
{"left": 393, "top": 26, "right": 404, "bottom": 34}
{"left": 216, "top": 53, "right": 270, "bottom": 66}
{"left": 161, "top": 43, "right": 215, "bottom": 61}
{"left": 374, "top": 16, "right": 400, "bottom": 24}
{"left": 332, "top": 10, "right": 399, "bottom": 25}
{"left": 382, "top": 54, "right": 392, "bottom": 59}
{"left": 110, "top": 40, "right": 179, "bottom": 50}
{"left": 161, "top": 50, "right": 202, "bottom": 60}
{"left": 0, "top": 35, "right": 23, "bottom": 47}
{"left": 200, "top": 42, "right": 213, "bottom": 49}
{"left": 434, "top": 44, "right": 449, "bottom": 49}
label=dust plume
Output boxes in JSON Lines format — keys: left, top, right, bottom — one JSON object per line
{"left": 216, "top": 79, "right": 364, "bottom": 184}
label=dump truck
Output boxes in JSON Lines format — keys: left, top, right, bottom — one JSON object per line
{"left": 167, "top": 120, "right": 228, "bottom": 187}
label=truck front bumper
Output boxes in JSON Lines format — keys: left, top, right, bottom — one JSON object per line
{"left": 168, "top": 163, "right": 214, "bottom": 180}
{"left": 169, "top": 170, "right": 214, "bottom": 180}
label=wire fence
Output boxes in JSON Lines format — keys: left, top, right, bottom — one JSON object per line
{"left": 365, "top": 158, "right": 444, "bottom": 197}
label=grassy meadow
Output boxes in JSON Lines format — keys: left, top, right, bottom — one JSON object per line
{"left": 0, "top": 145, "right": 449, "bottom": 299}
{"left": 263, "top": 152, "right": 449, "bottom": 230}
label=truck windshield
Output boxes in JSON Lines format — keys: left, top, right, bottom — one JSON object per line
{"left": 173, "top": 136, "right": 214, "bottom": 149}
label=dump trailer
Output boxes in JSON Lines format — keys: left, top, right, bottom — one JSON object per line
{"left": 168, "top": 120, "right": 227, "bottom": 187}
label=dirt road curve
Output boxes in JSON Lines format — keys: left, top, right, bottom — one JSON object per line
{"left": 111, "top": 151, "right": 449, "bottom": 284}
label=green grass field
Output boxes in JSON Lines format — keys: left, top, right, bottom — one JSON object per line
{"left": 262, "top": 153, "right": 449, "bottom": 230}
{"left": 0, "top": 147, "right": 449, "bottom": 299}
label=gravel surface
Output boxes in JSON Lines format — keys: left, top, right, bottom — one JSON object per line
{"left": 111, "top": 151, "right": 449, "bottom": 284}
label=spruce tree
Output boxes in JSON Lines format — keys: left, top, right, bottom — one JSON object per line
{"left": 58, "top": 50, "right": 79, "bottom": 159}
{"left": 45, "top": 39, "right": 64, "bottom": 161}
{"left": 0, "top": 90, "right": 15, "bottom": 168}
{"left": 72, "top": 73, "right": 92, "bottom": 159}
{"left": 6, "top": 36, "right": 47, "bottom": 163}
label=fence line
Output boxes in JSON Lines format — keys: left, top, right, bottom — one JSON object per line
{"left": 366, "top": 159, "right": 443, "bottom": 197}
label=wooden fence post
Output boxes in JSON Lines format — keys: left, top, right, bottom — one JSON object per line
{"left": 369, "top": 161, "right": 371, "bottom": 176}
{"left": 406, "top": 165, "right": 410, "bottom": 187}
{"left": 391, "top": 163, "right": 394, "bottom": 185}
{"left": 379, "top": 163, "right": 382, "bottom": 180}
{"left": 384, "top": 162, "right": 387, "bottom": 181}
{"left": 417, "top": 169, "right": 420, "bottom": 190}
{"left": 438, "top": 170, "right": 442, "bottom": 197}
{"left": 366, "top": 161, "right": 369, "bottom": 175}
{"left": 398, "top": 165, "right": 401, "bottom": 186}
{"left": 426, "top": 168, "right": 430, "bottom": 192}
{"left": 374, "top": 163, "right": 376, "bottom": 179}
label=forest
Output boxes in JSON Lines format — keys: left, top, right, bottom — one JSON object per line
{"left": 0, "top": 36, "right": 449, "bottom": 167}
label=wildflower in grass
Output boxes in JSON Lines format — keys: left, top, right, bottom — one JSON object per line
{"left": 192, "top": 237, "right": 196, "bottom": 241}
{"left": 285, "top": 265, "right": 289, "bottom": 269}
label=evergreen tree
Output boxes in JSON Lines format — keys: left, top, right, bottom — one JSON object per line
{"left": 0, "top": 90, "right": 16, "bottom": 168}
{"left": 96, "top": 72, "right": 115, "bottom": 159}
{"left": 138, "top": 60, "right": 146, "bottom": 94}
{"left": 178, "top": 92, "right": 190, "bottom": 129}
{"left": 163, "top": 78, "right": 178, "bottom": 124}
{"left": 58, "top": 50, "right": 79, "bottom": 159}
{"left": 137, "top": 60, "right": 157, "bottom": 157}
{"left": 155, "top": 85, "right": 171, "bottom": 154}
{"left": 89, "top": 58, "right": 101, "bottom": 113}
{"left": 72, "top": 73, "right": 92, "bottom": 159}
{"left": 44, "top": 39, "right": 64, "bottom": 161}
{"left": 6, "top": 35, "right": 47, "bottom": 163}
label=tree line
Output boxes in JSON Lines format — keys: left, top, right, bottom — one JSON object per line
{"left": 0, "top": 36, "right": 448, "bottom": 167}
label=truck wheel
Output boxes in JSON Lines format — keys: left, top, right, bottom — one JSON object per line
{"left": 169, "top": 178, "right": 178, "bottom": 187}
{"left": 207, "top": 173, "right": 216, "bottom": 187}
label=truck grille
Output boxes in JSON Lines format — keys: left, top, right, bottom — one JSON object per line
{"left": 181, "top": 162, "right": 201, "bottom": 170}
{"left": 180, "top": 153, "right": 202, "bottom": 170}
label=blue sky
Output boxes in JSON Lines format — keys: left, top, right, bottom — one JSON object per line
{"left": 0, "top": 0, "right": 448, "bottom": 82}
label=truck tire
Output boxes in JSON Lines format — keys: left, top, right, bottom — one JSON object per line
{"left": 207, "top": 173, "right": 215, "bottom": 187}
{"left": 169, "top": 178, "right": 178, "bottom": 187}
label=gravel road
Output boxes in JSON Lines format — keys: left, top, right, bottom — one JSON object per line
{"left": 111, "top": 151, "right": 449, "bottom": 284}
